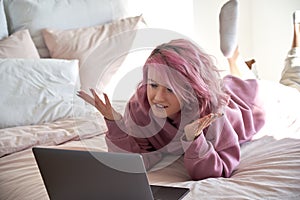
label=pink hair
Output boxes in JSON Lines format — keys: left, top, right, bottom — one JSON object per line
{"left": 138, "top": 39, "right": 229, "bottom": 117}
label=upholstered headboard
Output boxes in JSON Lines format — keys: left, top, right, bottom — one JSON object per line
{"left": 1, "top": 0, "right": 129, "bottom": 57}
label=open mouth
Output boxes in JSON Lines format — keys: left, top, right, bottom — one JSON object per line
{"left": 151, "top": 103, "right": 168, "bottom": 116}
{"left": 151, "top": 104, "right": 168, "bottom": 117}
{"left": 154, "top": 104, "right": 168, "bottom": 110}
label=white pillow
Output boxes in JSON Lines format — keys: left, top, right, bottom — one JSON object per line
{"left": 0, "top": 58, "right": 87, "bottom": 129}
{"left": 0, "top": 0, "right": 8, "bottom": 40}
{"left": 3, "top": 0, "right": 129, "bottom": 57}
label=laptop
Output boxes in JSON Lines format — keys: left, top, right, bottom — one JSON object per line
{"left": 32, "top": 147, "right": 190, "bottom": 200}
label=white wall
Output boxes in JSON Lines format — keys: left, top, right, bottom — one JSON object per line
{"left": 192, "top": 0, "right": 300, "bottom": 81}
{"left": 127, "top": 0, "right": 300, "bottom": 81}
{"left": 249, "top": 0, "right": 300, "bottom": 81}
{"left": 127, "top": 0, "right": 194, "bottom": 37}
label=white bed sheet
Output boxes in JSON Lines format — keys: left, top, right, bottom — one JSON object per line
{"left": 1, "top": 81, "right": 300, "bottom": 200}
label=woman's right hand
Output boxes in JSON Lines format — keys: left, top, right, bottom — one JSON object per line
{"left": 77, "top": 89, "right": 122, "bottom": 121}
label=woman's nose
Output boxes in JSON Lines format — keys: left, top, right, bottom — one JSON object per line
{"left": 154, "top": 87, "right": 166, "bottom": 101}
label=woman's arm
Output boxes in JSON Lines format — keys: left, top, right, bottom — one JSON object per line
{"left": 181, "top": 116, "right": 240, "bottom": 180}
{"left": 105, "top": 118, "right": 163, "bottom": 170}
{"left": 77, "top": 89, "right": 163, "bottom": 169}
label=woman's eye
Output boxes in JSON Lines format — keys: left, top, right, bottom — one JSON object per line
{"left": 149, "top": 83, "right": 157, "bottom": 88}
{"left": 167, "top": 88, "right": 173, "bottom": 93}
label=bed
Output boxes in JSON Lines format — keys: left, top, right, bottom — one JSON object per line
{"left": 1, "top": 0, "right": 300, "bottom": 199}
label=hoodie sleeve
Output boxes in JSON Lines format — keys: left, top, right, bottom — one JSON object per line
{"left": 180, "top": 76, "right": 266, "bottom": 180}
{"left": 181, "top": 114, "right": 240, "bottom": 180}
{"left": 104, "top": 100, "right": 163, "bottom": 170}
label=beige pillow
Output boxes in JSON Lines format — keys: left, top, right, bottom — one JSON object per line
{"left": 43, "top": 15, "right": 146, "bottom": 91}
{"left": 0, "top": 29, "right": 40, "bottom": 58}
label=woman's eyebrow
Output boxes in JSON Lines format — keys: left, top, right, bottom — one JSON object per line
{"left": 147, "top": 78, "right": 156, "bottom": 83}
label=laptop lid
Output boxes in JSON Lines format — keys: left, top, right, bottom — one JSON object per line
{"left": 32, "top": 147, "right": 189, "bottom": 200}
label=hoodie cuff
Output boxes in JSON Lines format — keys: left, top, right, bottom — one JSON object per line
{"left": 105, "top": 118, "right": 128, "bottom": 139}
{"left": 181, "top": 133, "right": 211, "bottom": 159}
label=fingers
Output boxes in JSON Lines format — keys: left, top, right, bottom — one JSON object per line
{"left": 103, "top": 93, "right": 112, "bottom": 107}
{"left": 212, "top": 112, "right": 224, "bottom": 118}
{"left": 76, "top": 90, "right": 96, "bottom": 106}
{"left": 206, "top": 113, "right": 223, "bottom": 122}
{"left": 77, "top": 89, "right": 106, "bottom": 109}
{"left": 184, "top": 112, "right": 224, "bottom": 141}
{"left": 196, "top": 113, "right": 224, "bottom": 132}
{"left": 90, "top": 89, "right": 106, "bottom": 109}
{"left": 77, "top": 89, "right": 121, "bottom": 120}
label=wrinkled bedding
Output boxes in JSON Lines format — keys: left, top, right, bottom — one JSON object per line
{"left": 1, "top": 81, "right": 300, "bottom": 200}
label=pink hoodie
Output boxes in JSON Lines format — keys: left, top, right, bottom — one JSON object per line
{"left": 104, "top": 75, "right": 265, "bottom": 180}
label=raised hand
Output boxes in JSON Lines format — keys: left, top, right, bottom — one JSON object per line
{"left": 184, "top": 113, "right": 223, "bottom": 141}
{"left": 77, "top": 89, "right": 122, "bottom": 121}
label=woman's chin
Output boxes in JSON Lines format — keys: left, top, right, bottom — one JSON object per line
{"left": 151, "top": 109, "right": 168, "bottom": 118}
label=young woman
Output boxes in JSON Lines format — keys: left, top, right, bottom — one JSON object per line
{"left": 77, "top": 0, "right": 265, "bottom": 180}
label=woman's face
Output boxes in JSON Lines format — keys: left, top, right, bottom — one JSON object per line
{"left": 146, "top": 67, "right": 182, "bottom": 119}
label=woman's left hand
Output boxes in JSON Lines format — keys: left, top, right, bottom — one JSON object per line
{"left": 184, "top": 113, "right": 223, "bottom": 141}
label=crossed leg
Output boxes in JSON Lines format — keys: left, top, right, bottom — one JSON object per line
{"left": 219, "top": 0, "right": 256, "bottom": 79}
{"left": 292, "top": 11, "right": 300, "bottom": 48}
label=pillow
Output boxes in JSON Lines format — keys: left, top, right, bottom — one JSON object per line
{"left": 43, "top": 15, "right": 146, "bottom": 92}
{"left": 3, "top": 0, "right": 130, "bottom": 57}
{"left": 0, "top": 29, "right": 40, "bottom": 58}
{"left": 0, "top": 58, "right": 87, "bottom": 129}
{"left": 0, "top": 0, "right": 8, "bottom": 40}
